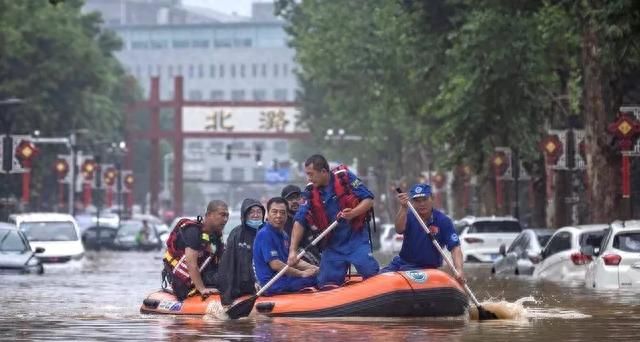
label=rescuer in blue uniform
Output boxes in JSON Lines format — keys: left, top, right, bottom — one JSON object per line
{"left": 380, "top": 184, "right": 465, "bottom": 284}
{"left": 289, "top": 154, "right": 379, "bottom": 288}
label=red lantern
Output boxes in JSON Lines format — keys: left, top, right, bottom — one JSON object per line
{"left": 492, "top": 152, "right": 509, "bottom": 176}
{"left": 540, "top": 134, "right": 563, "bottom": 165}
{"left": 607, "top": 113, "right": 640, "bottom": 151}
{"left": 124, "top": 174, "right": 134, "bottom": 190}
{"left": 103, "top": 167, "right": 117, "bottom": 186}
{"left": 15, "top": 140, "right": 38, "bottom": 162}
{"left": 81, "top": 160, "right": 97, "bottom": 181}
{"left": 54, "top": 159, "right": 69, "bottom": 179}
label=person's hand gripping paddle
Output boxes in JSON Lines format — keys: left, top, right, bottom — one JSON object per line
{"left": 395, "top": 188, "right": 498, "bottom": 320}
{"left": 225, "top": 218, "right": 341, "bottom": 319}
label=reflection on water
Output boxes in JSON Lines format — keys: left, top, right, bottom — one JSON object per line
{"left": 1, "top": 251, "right": 639, "bottom": 341}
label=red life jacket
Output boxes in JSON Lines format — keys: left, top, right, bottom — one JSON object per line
{"left": 163, "top": 218, "right": 223, "bottom": 284}
{"left": 305, "top": 165, "right": 368, "bottom": 245}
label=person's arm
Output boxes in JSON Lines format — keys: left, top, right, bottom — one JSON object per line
{"left": 294, "top": 258, "right": 319, "bottom": 273}
{"left": 340, "top": 198, "right": 373, "bottom": 220}
{"left": 185, "top": 247, "right": 208, "bottom": 293}
{"left": 268, "top": 259, "right": 315, "bottom": 277}
{"left": 450, "top": 246, "right": 465, "bottom": 284}
{"left": 394, "top": 192, "right": 410, "bottom": 234}
{"left": 287, "top": 221, "right": 304, "bottom": 266}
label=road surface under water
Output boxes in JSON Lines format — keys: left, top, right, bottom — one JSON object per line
{"left": 1, "top": 251, "right": 639, "bottom": 341}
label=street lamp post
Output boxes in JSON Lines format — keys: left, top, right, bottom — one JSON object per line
{"left": 0, "top": 98, "right": 25, "bottom": 220}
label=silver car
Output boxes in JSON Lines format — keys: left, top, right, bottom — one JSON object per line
{"left": 491, "top": 228, "right": 554, "bottom": 275}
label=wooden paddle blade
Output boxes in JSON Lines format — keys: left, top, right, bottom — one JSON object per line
{"left": 477, "top": 305, "right": 499, "bottom": 320}
{"left": 226, "top": 295, "right": 258, "bottom": 319}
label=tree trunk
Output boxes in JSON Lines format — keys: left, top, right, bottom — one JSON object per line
{"left": 582, "top": 27, "right": 621, "bottom": 222}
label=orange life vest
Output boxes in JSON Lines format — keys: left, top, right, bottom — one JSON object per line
{"left": 163, "top": 218, "right": 223, "bottom": 284}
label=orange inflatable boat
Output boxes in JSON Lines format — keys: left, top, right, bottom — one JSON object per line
{"left": 140, "top": 269, "right": 469, "bottom": 317}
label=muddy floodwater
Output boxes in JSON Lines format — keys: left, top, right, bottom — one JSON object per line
{"left": 1, "top": 251, "right": 639, "bottom": 341}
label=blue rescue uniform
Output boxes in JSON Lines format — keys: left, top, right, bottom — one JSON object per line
{"left": 381, "top": 208, "right": 459, "bottom": 272}
{"left": 295, "top": 170, "right": 379, "bottom": 287}
{"left": 253, "top": 222, "right": 317, "bottom": 295}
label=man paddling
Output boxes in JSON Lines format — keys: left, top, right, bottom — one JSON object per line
{"left": 253, "top": 197, "right": 319, "bottom": 295}
{"left": 381, "top": 184, "right": 465, "bottom": 284}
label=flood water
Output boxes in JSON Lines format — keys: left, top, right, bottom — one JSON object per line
{"left": 1, "top": 251, "right": 639, "bottom": 341}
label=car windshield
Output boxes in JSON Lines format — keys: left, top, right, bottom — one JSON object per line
{"left": 20, "top": 221, "right": 78, "bottom": 242}
{"left": 470, "top": 221, "right": 522, "bottom": 233}
{"left": 0, "top": 228, "right": 29, "bottom": 252}
{"left": 537, "top": 234, "right": 552, "bottom": 247}
{"left": 118, "top": 221, "right": 153, "bottom": 237}
{"left": 613, "top": 232, "right": 640, "bottom": 252}
{"left": 579, "top": 229, "right": 608, "bottom": 247}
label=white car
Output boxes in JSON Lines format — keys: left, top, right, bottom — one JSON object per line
{"left": 532, "top": 224, "right": 609, "bottom": 282}
{"left": 379, "top": 223, "right": 403, "bottom": 254}
{"left": 455, "top": 216, "right": 522, "bottom": 263}
{"left": 492, "top": 228, "right": 554, "bottom": 275}
{"left": 9, "top": 213, "right": 85, "bottom": 264}
{"left": 585, "top": 220, "right": 640, "bottom": 289}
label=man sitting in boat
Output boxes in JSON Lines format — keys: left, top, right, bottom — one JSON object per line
{"left": 217, "top": 198, "right": 265, "bottom": 305}
{"left": 381, "top": 184, "right": 466, "bottom": 284}
{"left": 162, "top": 200, "right": 229, "bottom": 301}
{"left": 281, "top": 184, "right": 321, "bottom": 265}
{"left": 289, "top": 154, "right": 379, "bottom": 289}
{"left": 253, "top": 197, "right": 319, "bottom": 295}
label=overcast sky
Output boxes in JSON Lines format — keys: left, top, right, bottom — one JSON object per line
{"left": 182, "top": 0, "right": 258, "bottom": 16}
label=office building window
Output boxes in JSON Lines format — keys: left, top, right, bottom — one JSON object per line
{"left": 261, "top": 63, "right": 267, "bottom": 77}
{"left": 231, "top": 90, "right": 246, "bottom": 101}
{"left": 177, "top": 65, "right": 183, "bottom": 76}
{"left": 274, "top": 89, "right": 288, "bottom": 101}
{"left": 219, "top": 64, "right": 225, "bottom": 78}
{"left": 209, "top": 64, "right": 216, "bottom": 78}
{"left": 210, "top": 168, "right": 224, "bottom": 182}
{"left": 283, "top": 63, "right": 289, "bottom": 77}
{"left": 252, "top": 89, "right": 266, "bottom": 101}
{"left": 240, "top": 64, "right": 245, "bottom": 78}
{"left": 188, "top": 65, "right": 195, "bottom": 78}
{"left": 135, "top": 65, "right": 141, "bottom": 78}
{"left": 253, "top": 167, "right": 265, "bottom": 182}
{"left": 230, "top": 64, "right": 236, "bottom": 78}
{"left": 188, "top": 90, "right": 202, "bottom": 100}
{"left": 273, "top": 140, "right": 288, "bottom": 153}
{"left": 173, "top": 40, "right": 189, "bottom": 48}
{"left": 210, "top": 90, "right": 224, "bottom": 101}
{"left": 252, "top": 64, "right": 258, "bottom": 78}
{"left": 168, "top": 65, "right": 174, "bottom": 77}
{"left": 156, "top": 65, "right": 162, "bottom": 76}
{"left": 198, "top": 64, "right": 204, "bottom": 78}
{"left": 273, "top": 64, "right": 279, "bottom": 78}
{"left": 147, "top": 65, "right": 153, "bottom": 76}
{"left": 192, "top": 39, "right": 209, "bottom": 48}
{"left": 231, "top": 168, "right": 245, "bottom": 182}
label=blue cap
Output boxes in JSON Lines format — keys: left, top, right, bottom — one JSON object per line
{"left": 409, "top": 184, "right": 432, "bottom": 199}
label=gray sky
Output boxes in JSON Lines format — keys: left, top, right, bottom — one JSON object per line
{"left": 182, "top": 0, "right": 258, "bottom": 16}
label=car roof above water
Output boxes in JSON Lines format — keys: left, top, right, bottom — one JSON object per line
{"left": 0, "top": 222, "right": 18, "bottom": 230}
{"left": 10, "top": 212, "right": 77, "bottom": 223}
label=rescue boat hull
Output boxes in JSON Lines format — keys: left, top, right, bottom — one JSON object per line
{"left": 140, "top": 269, "right": 469, "bottom": 318}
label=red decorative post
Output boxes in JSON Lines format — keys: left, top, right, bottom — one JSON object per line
{"left": 607, "top": 113, "right": 640, "bottom": 200}
{"left": 103, "top": 167, "right": 117, "bottom": 208}
{"left": 124, "top": 173, "right": 135, "bottom": 214}
{"left": 15, "top": 140, "right": 38, "bottom": 205}
{"left": 81, "top": 160, "right": 97, "bottom": 209}
{"left": 54, "top": 158, "right": 69, "bottom": 209}
{"left": 540, "top": 134, "right": 563, "bottom": 201}
{"left": 492, "top": 152, "right": 508, "bottom": 211}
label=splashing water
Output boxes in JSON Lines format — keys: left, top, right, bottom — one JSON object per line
{"left": 468, "top": 296, "right": 590, "bottom": 321}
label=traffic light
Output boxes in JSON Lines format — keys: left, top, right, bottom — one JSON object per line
{"left": 2, "top": 136, "right": 12, "bottom": 172}
{"left": 226, "top": 144, "right": 232, "bottom": 161}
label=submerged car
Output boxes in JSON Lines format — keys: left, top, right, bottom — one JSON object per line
{"left": 9, "top": 213, "right": 85, "bottom": 264}
{"left": 0, "top": 222, "right": 45, "bottom": 274}
{"left": 113, "top": 219, "right": 163, "bottom": 251}
{"left": 455, "top": 216, "right": 522, "bottom": 263}
{"left": 82, "top": 225, "right": 119, "bottom": 251}
{"left": 533, "top": 224, "right": 609, "bottom": 283}
{"left": 585, "top": 220, "right": 640, "bottom": 289}
{"left": 492, "top": 228, "right": 554, "bottom": 275}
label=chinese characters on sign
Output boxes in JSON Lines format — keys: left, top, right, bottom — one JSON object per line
{"left": 182, "top": 106, "right": 306, "bottom": 134}
{"left": 205, "top": 111, "right": 234, "bottom": 131}
{"left": 259, "top": 110, "right": 290, "bottom": 132}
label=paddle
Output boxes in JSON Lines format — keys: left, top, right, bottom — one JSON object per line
{"left": 226, "top": 218, "right": 341, "bottom": 319}
{"left": 395, "top": 188, "right": 498, "bottom": 320}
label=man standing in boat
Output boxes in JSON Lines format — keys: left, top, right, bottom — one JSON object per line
{"left": 288, "top": 154, "right": 379, "bottom": 289}
{"left": 281, "top": 184, "right": 321, "bottom": 265}
{"left": 162, "top": 200, "right": 229, "bottom": 301}
{"left": 253, "top": 197, "right": 319, "bottom": 294}
{"left": 381, "top": 184, "right": 466, "bottom": 284}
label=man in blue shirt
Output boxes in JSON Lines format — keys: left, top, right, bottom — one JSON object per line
{"left": 289, "top": 154, "right": 379, "bottom": 288}
{"left": 253, "top": 197, "right": 318, "bottom": 295}
{"left": 381, "top": 184, "right": 465, "bottom": 284}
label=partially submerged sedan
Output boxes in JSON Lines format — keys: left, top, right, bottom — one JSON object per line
{"left": 0, "top": 222, "right": 44, "bottom": 274}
